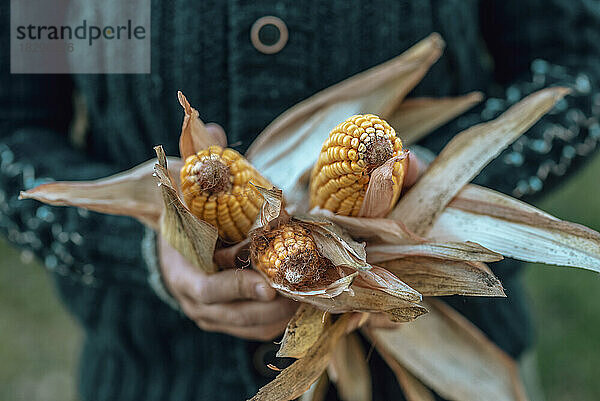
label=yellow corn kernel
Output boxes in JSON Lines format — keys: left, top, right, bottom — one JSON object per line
{"left": 250, "top": 222, "right": 333, "bottom": 289}
{"left": 309, "top": 114, "right": 406, "bottom": 216}
{"left": 180, "top": 145, "right": 271, "bottom": 243}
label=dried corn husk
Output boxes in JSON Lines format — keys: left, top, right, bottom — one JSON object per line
{"left": 358, "top": 153, "right": 409, "bottom": 218}
{"left": 366, "top": 241, "right": 503, "bottom": 264}
{"left": 249, "top": 314, "right": 352, "bottom": 401}
{"left": 374, "top": 347, "right": 435, "bottom": 401}
{"left": 328, "top": 332, "right": 372, "bottom": 401}
{"left": 366, "top": 300, "right": 527, "bottom": 401}
{"left": 389, "top": 92, "right": 483, "bottom": 146}
{"left": 390, "top": 87, "right": 571, "bottom": 235}
{"left": 178, "top": 91, "right": 227, "bottom": 158}
{"left": 249, "top": 185, "right": 424, "bottom": 317}
{"left": 429, "top": 184, "right": 600, "bottom": 271}
{"left": 299, "top": 373, "right": 329, "bottom": 401}
{"left": 19, "top": 157, "right": 182, "bottom": 230}
{"left": 154, "top": 146, "right": 218, "bottom": 273}
{"left": 278, "top": 304, "right": 329, "bottom": 359}
{"left": 382, "top": 257, "right": 505, "bottom": 297}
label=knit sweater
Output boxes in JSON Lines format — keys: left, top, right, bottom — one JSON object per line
{"left": 1, "top": 1, "right": 599, "bottom": 400}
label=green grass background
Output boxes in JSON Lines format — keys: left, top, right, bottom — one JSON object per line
{"left": 1, "top": 154, "right": 599, "bottom": 401}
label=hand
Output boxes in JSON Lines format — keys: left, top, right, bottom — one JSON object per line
{"left": 158, "top": 234, "right": 298, "bottom": 342}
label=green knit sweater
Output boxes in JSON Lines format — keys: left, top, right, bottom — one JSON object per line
{"left": 2, "top": 1, "right": 599, "bottom": 400}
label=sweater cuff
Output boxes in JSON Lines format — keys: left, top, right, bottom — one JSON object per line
{"left": 141, "top": 227, "right": 181, "bottom": 311}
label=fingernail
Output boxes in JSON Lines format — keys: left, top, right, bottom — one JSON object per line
{"left": 255, "top": 283, "right": 274, "bottom": 301}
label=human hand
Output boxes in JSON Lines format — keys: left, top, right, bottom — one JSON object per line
{"left": 158, "top": 234, "right": 298, "bottom": 341}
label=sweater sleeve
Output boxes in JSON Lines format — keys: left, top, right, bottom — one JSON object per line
{"left": 472, "top": 0, "right": 600, "bottom": 201}
{"left": 0, "top": 48, "right": 151, "bottom": 290}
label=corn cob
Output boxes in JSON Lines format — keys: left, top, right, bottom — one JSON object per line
{"left": 309, "top": 114, "right": 405, "bottom": 216}
{"left": 251, "top": 222, "right": 335, "bottom": 290}
{"left": 180, "top": 145, "right": 271, "bottom": 243}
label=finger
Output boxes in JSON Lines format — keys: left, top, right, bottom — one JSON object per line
{"left": 402, "top": 152, "right": 424, "bottom": 189}
{"left": 213, "top": 239, "right": 250, "bottom": 269}
{"left": 158, "top": 235, "right": 208, "bottom": 297}
{"left": 196, "top": 317, "right": 291, "bottom": 342}
{"left": 205, "top": 122, "right": 227, "bottom": 148}
{"left": 194, "top": 298, "right": 298, "bottom": 327}
{"left": 185, "top": 268, "right": 276, "bottom": 304}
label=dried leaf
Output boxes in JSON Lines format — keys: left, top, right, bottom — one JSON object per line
{"left": 310, "top": 228, "right": 370, "bottom": 272}
{"left": 358, "top": 153, "right": 408, "bottom": 218}
{"left": 298, "top": 215, "right": 369, "bottom": 262}
{"left": 20, "top": 157, "right": 183, "bottom": 230}
{"left": 390, "top": 92, "right": 483, "bottom": 146}
{"left": 381, "top": 256, "right": 505, "bottom": 297}
{"left": 366, "top": 241, "right": 503, "bottom": 264}
{"left": 245, "top": 34, "right": 445, "bottom": 208}
{"left": 357, "top": 266, "right": 422, "bottom": 302}
{"left": 154, "top": 146, "right": 218, "bottom": 273}
{"left": 367, "top": 300, "right": 527, "bottom": 401}
{"left": 390, "top": 87, "right": 571, "bottom": 236}
{"left": 299, "top": 373, "right": 329, "bottom": 401}
{"left": 292, "top": 285, "right": 427, "bottom": 320}
{"left": 278, "top": 304, "right": 329, "bottom": 359}
{"left": 177, "top": 91, "right": 226, "bottom": 159}
{"left": 328, "top": 333, "right": 372, "bottom": 401}
{"left": 251, "top": 184, "right": 285, "bottom": 230}
{"left": 273, "top": 272, "right": 359, "bottom": 299}
{"left": 373, "top": 346, "right": 435, "bottom": 401}
{"left": 427, "top": 184, "right": 600, "bottom": 272}
{"left": 249, "top": 314, "right": 352, "bottom": 401}
{"left": 310, "top": 208, "right": 423, "bottom": 244}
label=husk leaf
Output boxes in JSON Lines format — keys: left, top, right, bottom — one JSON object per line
{"left": 367, "top": 300, "right": 527, "bottom": 401}
{"left": 19, "top": 158, "right": 183, "bottom": 230}
{"left": 309, "top": 208, "right": 423, "bottom": 243}
{"left": 366, "top": 241, "right": 503, "bottom": 264}
{"left": 289, "top": 285, "right": 427, "bottom": 320}
{"left": 177, "top": 91, "right": 226, "bottom": 158}
{"left": 272, "top": 272, "right": 359, "bottom": 299}
{"left": 328, "top": 332, "right": 372, "bottom": 401}
{"left": 373, "top": 346, "right": 436, "bottom": 401}
{"left": 390, "top": 87, "right": 571, "bottom": 236}
{"left": 429, "top": 184, "right": 600, "bottom": 271}
{"left": 310, "top": 228, "right": 371, "bottom": 272}
{"left": 245, "top": 33, "right": 445, "bottom": 209}
{"left": 299, "top": 373, "right": 330, "bottom": 401}
{"left": 381, "top": 256, "right": 505, "bottom": 297}
{"left": 277, "top": 304, "right": 329, "bottom": 359}
{"left": 297, "top": 215, "right": 369, "bottom": 264}
{"left": 251, "top": 184, "right": 285, "bottom": 230}
{"left": 249, "top": 314, "right": 352, "bottom": 401}
{"left": 357, "top": 266, "right": 422, "bottom": 302}
{"left": 358, "top": 153, "right": 408, "bottom": 218}
{"left": 390, "top": 92, "right": 483, "bottom": 146}
{"left": 154, "top": 146, "right": 218, "bottom": 273}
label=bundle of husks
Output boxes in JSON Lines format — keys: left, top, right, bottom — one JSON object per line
{"left": 21, "top": 34, "right": 600, "bottom": 401}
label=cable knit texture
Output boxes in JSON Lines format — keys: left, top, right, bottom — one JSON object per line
{"left": 1, "top": 1, "right": 599, "bottom": 400}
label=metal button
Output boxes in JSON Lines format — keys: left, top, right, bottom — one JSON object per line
{"left": 250, "top": 16, "right": 288, "bottom": 55}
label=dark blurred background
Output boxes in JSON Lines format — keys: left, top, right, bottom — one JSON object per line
{"left": 2, "top": 152, "right": 599, "bottom": 401}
